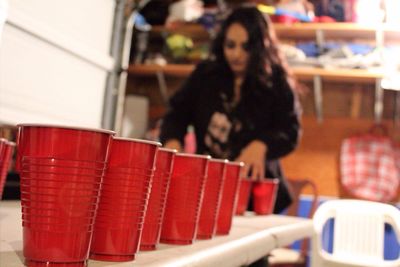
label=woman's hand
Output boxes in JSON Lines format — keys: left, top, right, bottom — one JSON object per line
{"left": 235, "top": 140, "right": 267, "bottom": 181}
{"left": 164, "top": 139, "right": 183, "bottom": 152}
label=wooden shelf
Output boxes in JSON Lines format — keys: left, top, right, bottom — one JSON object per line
{"left": 128, "top": 64, "right": 384, "bottom": 82}
{"left": 149, "top": 22, "right": 400, "bottom": 42}
{"left": 273, "top": 22, "right": 400, "bottom": 42}
{"left": 274, "top": 22, "right": 400, "bottom": 32}
{"left": 128, "top": 64, "right": 195, "bottom": 78}
{"left": 291, "top": 66, "right": 384, "bottom": 83}
{"left": 150, "top": 24, "right": 209, "bottom": 40}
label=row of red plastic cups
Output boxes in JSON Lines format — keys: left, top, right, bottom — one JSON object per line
{"left": 17, "top": 124, "right": 245, "bottom": 264}
{"left": 236, "top": 178, "right": 280, "bottom": 215}
{"left": 159, "top": 156, "right": 244, "bottom": 245}
{"left": 21, "top": 158, "right": 238, "bottom": 244}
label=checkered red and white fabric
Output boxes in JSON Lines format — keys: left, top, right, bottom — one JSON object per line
{"left": 340, "top": 134, "right": 399, "bottom": 202}
{"left": 393, "top": 143, "right": 400, "bottom": 171}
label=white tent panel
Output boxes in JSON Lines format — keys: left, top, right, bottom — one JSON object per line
{"left": 0, "top": 0, "right": 115, "bottom": 128}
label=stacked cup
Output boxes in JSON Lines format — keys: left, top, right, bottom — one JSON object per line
{"left": 160, "top": 153, "right": 210, "bottom": 245}
{"left": 253, "top": 178, "right": 280, "bottom": 215}
{"left": 235, "top": 178, "right": 253, "bottom": 215}
{"left": 216, "top": 161, "right": 243, "bottom": 235}
{"left": 197, "top": 158, "right": 227, "bottom": 239}
{"left": 17, "top": 124, "right": 114, "bottom": 267}
{"left": 140, "top": 148, "right": 176, "bottom": 251}
{"left": 90, "top": 137, "right": 160, "bottom": 262}
{"left": 0, "top": 138, "right": 15, "bottom": 199}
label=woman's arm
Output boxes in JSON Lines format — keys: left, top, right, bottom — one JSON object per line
{"left": 164, "top": 139, "right": 183, "bottom": 152}
{"left": 236, "top": 140, "right": 267, "bottom": 180}
{"left": 159, "top": 62, "right": 205, "bottom": 147}
{"left": 258, "top": 78, "right": 301, "bottom": 160}
{"left": 236, "top": 76, "right": 301, "bottom": 179}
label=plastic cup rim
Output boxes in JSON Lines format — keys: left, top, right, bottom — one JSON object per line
{"left": 176, "top": 153, "right": 211, "bottom": 159}
{"left": 17, "top": 123, "right": 115, "bottom": 135}
{"left": 2, "top": 140, "right": 16, "bottom": 146}
{"left": 159, "top": 148, "right": 178, "bottom": 153}
{"left": 113, "top": 136, "right": 161, "bottom": 147}
{"left": 226, "top": 161, "right": 244, "bottom": 167}
{"left": 209, "top": 158, "right": 229, "bottom": 163}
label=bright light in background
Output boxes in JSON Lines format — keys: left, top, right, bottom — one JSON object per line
{"left": 381, "top": 47, "right": 400, "bottom": 91}
{"left": 354, "top": 0, "right": 400, "bottom": 90}
{"left": 381, "top": 46, "right": 400, "bottom": 91}
{"left": 383, "top": 0, "right": 400, "bottom": 26}
{"left": 381, "top": 76, "right": 400, "bottom": 91}
{"left": 355, "top": 0, "right": 385, "bottom": 26}
{"left": 355, "top": 0, "right": 400, "bottom": 26}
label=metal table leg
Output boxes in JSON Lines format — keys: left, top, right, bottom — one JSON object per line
{"left": 313, "top": 75, "right": 323, "bottom": 123}
{"left": 374, "top": 78, "right": 383, "bottom": 123}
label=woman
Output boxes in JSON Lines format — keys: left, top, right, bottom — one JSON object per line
{"left": 160, "top": 6, "right": 301, "bottom": 214}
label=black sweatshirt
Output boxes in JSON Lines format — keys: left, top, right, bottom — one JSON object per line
{"left": 160, "top": 60, "right": 301, "bottom": 213}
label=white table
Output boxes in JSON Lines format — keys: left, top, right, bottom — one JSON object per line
{"left": 0, "top": 201, "right": 312, "bottom": 267}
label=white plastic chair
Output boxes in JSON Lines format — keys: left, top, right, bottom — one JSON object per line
{"left": 311, "top": 199, "right": 400, "bottom": 267}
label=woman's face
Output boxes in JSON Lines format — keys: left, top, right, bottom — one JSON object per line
{"left": 223, "top": 23, "right": 250, "bottom": 77}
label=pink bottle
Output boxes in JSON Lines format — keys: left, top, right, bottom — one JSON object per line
{"left": 184, "top": 125, "right": 196, "bottom": 154}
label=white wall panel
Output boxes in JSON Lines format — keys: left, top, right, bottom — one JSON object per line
{"left": 0, "top": 0, "right": 115, "bottom": 128}
{"left": 7, "top": 0, "right": 114, "bottom": 55}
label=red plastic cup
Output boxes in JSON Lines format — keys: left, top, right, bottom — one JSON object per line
{"left": 0, "top": 140, "right": 5, "bottom": 171}
{"left": 0, "top": 140, "right": 15, "bottom": 199}
{"left": 20, "top": 163, "right": 105, "bottom": 180}
{"left": 21, "top": 206, "right": 96, "bottom": 219}
{"left": 0, "top": 138, "right": 6, "bottom": 161}
{"left": 22, "top": 213, "right": 95, "bottom": 226}
{"left": 253, "top": 178, "right": 279, "bottom": 215}
{"left": 94, "top": 206, "right": 147, "bottom": 220}
{"left": 90, "top": 227, "right": 140, "bottom": 262}
{"left": 216, "top": 161, "right": 243, "bottom": 235}
{"left": 21, "top": 199, "right": 98, "bottom": 217}
{"left": 22, "top": 221, "right": 93, "bottom": 234}
{"left": 21, "top": 157, "right": 107, "bottom": 171}
{"left": 20, "top": 181, "right": 101, "bottom": 195}
{"left": 90, "top": 137, "right": 160, "bottom": 262}
{"left": 17, "top": 124, "right": 113, "bottom": 165}
{"left": 92, "top": 214, "right": 145, "bottom": 229}
{"left": 97, "top": 191, "right": 147, "bottom": 206}
{"left": 17, "top": 124, "right": 114, "bottom": 267}
{"left": 23, "top": 229, "right": 92, "bottom": 267}
{"left": 15, "top": 127, "right": 21, "bottom": 172}
{"left": 0, "top": 140, "right": 4, "bottom": 198}
{"left": 235, "top": 179, "right": 253, "bottom": 215}
{"left": 94, "top": 210, "right": 146, "bottom": 223}
{"left": 140, "top": 148, "right": 176, "bottom": 251}
{"left": 160, "top": 153, "right": 210, "bottom": 245}
{"left": 196, "top": 159, "right": 227, "bottom": 239}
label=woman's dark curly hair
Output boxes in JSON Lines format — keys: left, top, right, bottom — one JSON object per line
{"left": 211, "top": 6, "right": 297, "bottom": 91}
